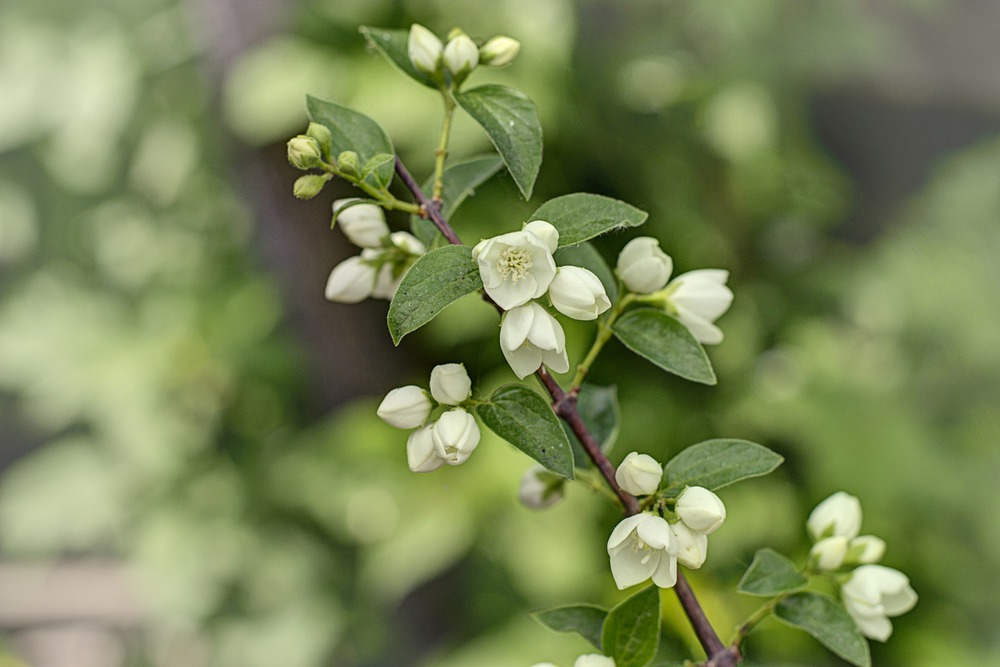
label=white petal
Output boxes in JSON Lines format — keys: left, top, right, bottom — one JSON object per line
{"left": 607, "top": 515, "right": 646, "bottom": 550}
{"left": 650, "top": 551, "right": 678, "bottom": 588}
{"left": 610, "top": 547, "right": 657, "bottom": 589}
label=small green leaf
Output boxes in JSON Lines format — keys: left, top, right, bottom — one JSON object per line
{"left": 602, "top": 585, "right": 661, "bottom": 667}
{"left": 530, "top": 193, "right": 648, "bottom": 247}
{"left": 411, "top": 154, "right": 505, "bottom": 246}
{"left": 532, "top": 604, "right": 608, "bottom": 650}
{"left": 561, "top": 383, "right": 620, "bottom": 467}
{"left": 387, "top": 246, "right": 482, "bottom": 344}
{"left": 307, "top": 96, "right": 395, "bottom": 188}
{"left": 612, "top": 308, "right": 716, "bottom": 385}
{"left": 455, "top": 85, "right": 542, "bottom": 199}
{"left": 359, "top": 26, "right": 437, "bottom": 89}
{"left": 662, "top": 439, "right": 783, "bottom": 494}
{"left": 554, "top": 242, "right": 618, "bottom": 303}
{"left": 775, "top": 593, "right": 871, "bottom": 667}
{"left": 361, "top": 153, "right": 395, "bottom": 186}
{"left": 474, "top": 385, "right": 574, "bottom": 479}
{"left": 738, "top": 548, "right": 808, "bottom": 597}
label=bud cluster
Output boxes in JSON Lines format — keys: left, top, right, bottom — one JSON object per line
{"left": 407, "top": 24, "right": 521, "bottom": 89}
{"left": 377, "top": 363, "right": 481, "bottom": 472}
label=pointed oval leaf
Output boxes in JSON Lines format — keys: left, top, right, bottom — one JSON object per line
{"left": 359, "top": 26, "right": 437, "bottom": 89}
{"left": 387, "top": 245, "right": 482, "bottom": 344}
{"left": 306, "top": 95, "right": 395, "bottom": 188}
{"left": 738, "top": 548, "right": 808, "bottom": 597}
{"left": 601, "top": 585, "right": 661, "bottom": 667}
{"left": 531, "top": 193, "right": 648, "bottom": 247}
{"left": 612, "top": 308, "right": 716, "bottom": 385}
{"left": 775, "top": 593, "right": 871, "bottom": 667}
{"left": 474, "top": 385, "right": 574, "bottom": 479}
{"left": 533, "top": 604, "right": 608, "bottom": 650}
{"left": 663, "top": 439, "right": 783, "bottom": 494}
{"left": 454, "top": 85, "right": 542, "bottom": 199}
{"left": 411, "top": 154, "right": 505, "bottom": 246}
{"left": 554, "top": 242, "right": 618, "bottom": 303}
{"left": 561, "top": 383, "right": 620, "bottom": 467}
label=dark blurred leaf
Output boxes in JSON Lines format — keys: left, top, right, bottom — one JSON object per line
{"left": 612, "top": 308, "right": 716, "bottom": 385}
{"left": 533, "top": 604, "right": 607, "bottom": 650}
{"left": 561, "top": 383, "right": 620, "bottom": 466}
{"left": 602, "top": 585, "right": 660, "bottom": 667}
{"left": 387, "top": 246, "right": 481, "bottom": 344}
{"left": 663, "top": 439, "right": 783, "bottom": 494}
{"left": 531, "top": 193, "right": 648, "bottom": 247}
{"left": 738, "top": 548, "right": 807, "bottom": 596}
{"left": 306, "top": 96, "right": 395, "bottom": 188}
{"left": 775, "top": 593, "right": 871, "bottom": 667}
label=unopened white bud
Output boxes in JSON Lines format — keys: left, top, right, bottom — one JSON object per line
{"left": 671, "top": 519, "right": 708, "bottom": 569}
{"left": 614, "top": 451, "right": 662, "bottom": 496}
{"left": 432, "top": 408, "right": 480, "bottom": 465}
{"left": 408, "top": 24, "right": 443, "bottom": 75}
{"left": 407, "top": 424, "right": 445, "bottom": 473}
{"left": 616, "top": 237, "right": 673, "bottom": 294}
{"left": 429, "top": 363, "right": 472, "bottom": 405}
{"left": 377, "top": 385, "right": 432, "bottom": 429}
{"left": 324, "top": 255, "right": 375, "bottom": 303}
{"left": 807, "top": 491, "right": 862, "bottom": 541}
{"left": 846, "top": 535, "right": 886, "bottom": 566}
{"left": 443, "top": 33, "right": 479, "bottom": 79}
{"left": 333, "top": 199, "right": 389, "bottom": 248}
{"left": 389, "top": 231, "right": 426, "bottom": 255}
{"left": 548, "top": 266, "right": 612, "bottom": 321}
{"left": 675, "top": 486, "right": 726, "bottom": 534}
{"left": 809, "top": 535, "right": 849, "bottom": 571}
{"left": 480, "top": 36, "right": 521, "bottom": 67}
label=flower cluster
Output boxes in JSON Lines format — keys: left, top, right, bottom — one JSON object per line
{"left": 606, "top": 454, "right": 726, "bottom": 590}
{"left": 531, "top": 654, "right": 615, "bottom": 667}
{"left": 806, "top": 492, "right": 917, "bottom": 641}
{"left": 615, "top": 236, "right": 733, "bottom": 345}
{"left": 377, "top": 363, "right": 481, "bottom": 472}
{"left": 408, "top": 24, "right": 521, "bottom": 87}
{"left": 325, "top": 199, "right": 425, "bottom": 303}
{"left": 474, "top": 220, "right": 611, "bottom": 378}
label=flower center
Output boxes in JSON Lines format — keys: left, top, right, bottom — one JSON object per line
{"left": 496, "top": 247, "right": 533, "bottom": 283}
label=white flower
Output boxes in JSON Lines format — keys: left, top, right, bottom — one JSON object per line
{"left": 473, "top": 225, "right": 558, "bottom": 310}
{"left": 548, "top": 266, "right": 612, "bottom": 321}
{"left": 574, "top": 656, "right": 615, "bottom": 667}
{"left": 809, "top": 536, "right": 849, "bottom": 571}
{"left": 479, "top": 35, "right": 521, "bottom": 67}
{"left": 675, "top": 486, "right": 726, "bottom": 535}
{"left": 518, "top": 465, "right": 565, "bottom": 510}
{"left": 499, "top": 302, "right": 569, "bottom": 379}
{"left": 377, "top": 385, "right": 432, "bottom": 429}
{"left": 607, "top": 513, "right": 678, "bottom": 589}
{"left": 325, "top": 256, "right": 376, "bottom": 303}
{"left": 665, "top": 269, "right": 733, "bottom": 345}
{"left": 616, "top": 237, "right": 672, "bottom": 294}
{"left": 371, "top": 259, "right": 401, "bottom": 300}
{"left": 333, "top": 199, "right": 389, "bottom": 248}
{"left": 614, "top": 451, "right": 662, "bottom": 496}
{"left": 522, "top": 220, "right": 559, "bottom": 252}
{"left": 443, "top": 33, "right": 479, "bottom": 77}
{"left": 431, "top": 408, "right": 480, "bottom": 465}
{"left": 406, "top": 424, "right": 445, "bottom": 472}
{"left": 846, "top": 535, "right": 887, "bottom": 566}
{"left": 408, "top": 24, "right": 443, "bottom": 74}
{"left": 670, "top": 520, "right": 708, "bottom": 569}
{"left": 389, "top": 231, "right": 425, "bottom": 255}
{"left": 429, "top": 363, "right": 472, "bottom": 405}
{"left": 841, "top": 565, "right": 918, "bottom": 641}
{"left": 807, "top": 491, "right": 862, "bottom": 541}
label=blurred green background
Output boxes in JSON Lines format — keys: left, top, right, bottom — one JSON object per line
{"left": 1, "top": 0, "right": 998, "bottom": 665}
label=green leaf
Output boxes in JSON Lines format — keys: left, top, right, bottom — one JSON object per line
{"left": 306, "top": 96, "right": 395, "bottom": 188}
{"left": 738, "top": 548, "right": 808, "bottom": 597}
{"left": 530, "top": 193, "right": 648, "bottom": 247}
{"left": 662, "top": 439, "right": 783, "bottom": 494}
{"left": 474, "top": 385, "right": 574, "bottom": 479}
{"left": 387, "top": 246, "right": 482, "bottom": 344}
{"left": 612, "top": 308, "right": 716, "bottom": 385}
{"left": 411, "top": 154, "right": 505, "bottom": 247}
{"left": 561, "top": 383, "right": 620, "bottom": 467}
{"left": 359, "top": 26, "right": 437, "bottom": 89}
{"left": 361, "top": 153, "right": 395, "bottom": 186}
{"left": 454, "top": 85, "right": 542, "bottom": 200}
{"left": 532, "top": 604, "right": 608, "bottom": 650}
{"left": 601, "top": 585, "right": 661, "bottom": 667}
{"left": 775, "top": 593, "right": 871, "bottom": 667}
{"left": 554, "top": 242, "right": 618, "bottom": 303}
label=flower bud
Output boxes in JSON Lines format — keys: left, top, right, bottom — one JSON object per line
{"left": 675, "top": 486, "right": 726, "bottom": 534}
{"left": 287, "top": 135, "right": 322, "bottom": 169}
{"left": 574, "top": 656, "right": 616, "bottom": 667}
{"left": 808, "top": 535, "right": 849, "bottom": 571}
{"left": 432, "top": 408, "right": 480, "bottom": 465}
{"left": 845, "top": 535, "right": 886, "bottom": 566}
{"left": 616, "top": 237, "right": 673, "bottom": 294}
{"left": 306, "top": 122, "right": 332, "bottom": 158}
{"left": 518, "top": 465, "right": 565, "bottom": 510}
{"left": 666, "top": 269, "right": 733, "bottom": 345}
{"left": 332, "top": 199, "right": 389, "bottom": 248}
{"left": 670, "top": 519, "right": 708, "bottom": 569}
{"left": 377, "top": 385, "right": 433, "bottom": 429}
{"left": 841, "top": 565, "right": 917, "bottom": 641}
{"left": 479, "top": 36, "right": 521, "bottom": 67}
{"left": 614, "top": 451, "right": 662, "bottom": 496}
{"left": 337, "top": 150, "right": 362, "bottom": 179}
{"left": 408, "top": 24, "right": 443, "bottom": 75}
{"left": 522, "top": 219, "right": 559, "bottom": 253}
{"left": 370, "top": 260, "right": 401, "bottom": 301}
{"left": 389, "top": 231, "right": 426, "bottom": 255}
{"left": 324, "top": 255, "right": 375, "bottom": 303}
{"left": 807, "top": 491, "right": 862, "bottom": 541}
{"left": 407, "top": 424, "right": 445, "bottom": 473}
{"left": 548, "top": 266, "right": 612, "bottom": 321}
{"left": 293, "top": 174, "right": 329, "bottom": 200}
{"left": 429, "top": 363, "right": 472, "bottom": 405}
{"left": 443, "top": 32, "right": 479, "bottom": 79}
